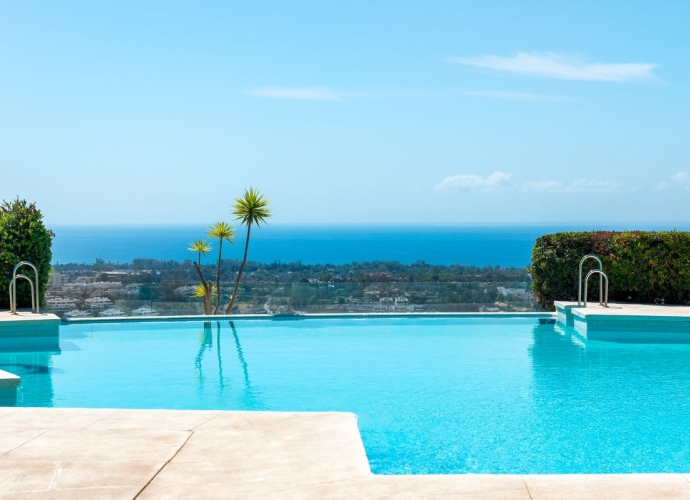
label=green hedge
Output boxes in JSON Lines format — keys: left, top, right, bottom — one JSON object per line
{"left": 0, "top": 199, "right": 54, "bottom": 309}
{"left": 528, "top": 231, "right": 690, "bottom": 310}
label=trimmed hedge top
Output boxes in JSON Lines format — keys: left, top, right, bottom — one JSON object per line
{"left": 528, "top": 231, "right": 690, "bottom": 310}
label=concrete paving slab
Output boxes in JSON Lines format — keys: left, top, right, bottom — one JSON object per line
{"left": 186, "top": 412, "right": 368, "bottom": 467}
{"left": 193, "top": 410, "right": 333, "bottom": 430}
{"left": 86, "top": 409, "right": 223, "bottom": 431}
{"left": 281, "top": 475, "right": 532, "bottom": 500}
{"left": 523, "top": 473, "right": 690, "bottom": 499}
{"left": 0, "top": 428, "right": 48, "bottom": 457}
{"left": 0, "top": 406, "right": 19, "bottom": 417}
{"left": 0, "top": 460, "right": 162, "bottom": 499}
{"left": 0, "top": 490, "right": 131, "bottom": 500}
{"left": 137, "top": 460, "right": 368, "bottom": 499}
{"left": 3, "top": 428, "right": 190, "bottom": 463}
{"left": 2, "top": 408, "right": 690, "bottom": 499}
{"left": 0, "top": 408, "right": 119, "bottom": 429}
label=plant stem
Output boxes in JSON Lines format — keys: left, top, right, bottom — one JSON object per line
{"left": 226, "top": 224, "right": 251, "bottom": 314}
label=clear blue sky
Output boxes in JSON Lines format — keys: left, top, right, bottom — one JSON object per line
{"left": 1, "top": 1, "right": 689, "bottom": 225}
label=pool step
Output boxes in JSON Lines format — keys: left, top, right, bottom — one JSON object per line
{"left": 556, "top": 301, "right": 690, "bottom": 342}
{"left": 0, "top": 369, "right": 20, "bottom": 405}
{"left": 0, "top": 311, "right": 60, "bottom": 337}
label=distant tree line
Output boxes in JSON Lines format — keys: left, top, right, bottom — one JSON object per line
{"left": 54, "top": 258, "right": 530, "bottom": 285}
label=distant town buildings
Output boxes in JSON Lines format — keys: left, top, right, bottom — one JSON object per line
{"left": 99, "top": 307, "right": 126, "bottom": 317}
{"left": 47, "top": 272, "right": 69, "bottom": 288}
{"left": 45, "top": 297, "right": 77, "bottom": 312}
{"left": 76, "top": 276, "right": 98, "bottom": 284}
{"left": 44, "top": 263, "right": 537, "bottom": 317}
{"left": 64, "top": 309, "right": 90, "bottom": 318}
{"left": 84, "top": 297, "right": 113, "bottom": 309}
{"left": 132, "top": 306, "right": 159, "bottom": 316}
{"left": 497, "top": 287, "right": 533, "bottom": 300}
{"left": 45, "top": 271, "right": 147, "bottom": 317}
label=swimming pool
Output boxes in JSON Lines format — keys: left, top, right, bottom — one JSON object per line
{"left": 2, "top": 316, "right": 690, "bottom": 475}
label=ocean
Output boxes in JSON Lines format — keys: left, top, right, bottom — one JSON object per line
{"left": 49, "top": 224, "right": 690, "bottom": 268}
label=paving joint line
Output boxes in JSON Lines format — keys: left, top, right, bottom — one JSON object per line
{"left": 190, "top": 410, "right": 226, "bottom": 430}
{"left": 521, "top": 475, "right": 534, "bottom": 500}
{"left": 0, "top": 428, "right": 51, "bottom": 459}
{"left": 133, "top": 430, "right": 195, "bottom": 499}
{"left": 0, "top": 408, "right": 21, "bottom": 420}
{"left": 82, "top": 408, "right": 124, "bottom": 429}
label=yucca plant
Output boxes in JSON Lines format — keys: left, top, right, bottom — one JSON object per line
{"left": 188, "top": 240, "right": 213, "bottom": 314}
{"left": 207, "top": 222, "right": 236, "bottom": 314}
{"left": 192, "top": 282, "right": 215, "bottom": 315}
{"left": 192, "top": 282, "right": 216, "bottom": 298}
{"left": 188, "top": 240, "right": 211, "bottom": 266}
{"left": 226, "top": 188, "right": 271, "bottom": 314}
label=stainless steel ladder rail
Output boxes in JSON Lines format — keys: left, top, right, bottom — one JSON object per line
{"left": 584, "top": 269, "right": 609, "bottom": 308}
{"left": 10, "top": 261, "right": 40, "bottom": 314}
{"left": 9, "top": 274, "right": 36, "bottom": 313}
{"left": 578, "top": 255, "right": 603, "bottom": 306}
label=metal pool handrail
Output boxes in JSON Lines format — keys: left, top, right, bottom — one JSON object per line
{"left": 584, "top": 269, "right": 609, "bottom": 308}
{"left": 578, "top": 255, "right": 602, "bottom": 306}
{"left": 9, "top": 274, "right": 36, "bottom": 313}
{"left": 11, "top": 261, "right": 40, "bottom": 314}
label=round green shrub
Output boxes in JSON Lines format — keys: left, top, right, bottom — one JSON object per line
{"left": 528, "top": 231, "right": 690, "bottom": 310}
{"left": 0, "top": 198, "right": 54, "bottom": 309}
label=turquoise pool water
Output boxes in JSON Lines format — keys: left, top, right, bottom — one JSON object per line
{"left": 2, "top": 317, "right": 690, "bottom": 474}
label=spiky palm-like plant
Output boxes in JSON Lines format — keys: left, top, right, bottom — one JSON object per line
{"left": 192, "top": 282, "right": 216, "bottom": 297}
{"left": 192, "top": 282, "right": 216, "bottom": 315}
{"left": 188, "top": 240, "right": 211, "bottom": 266}
{"left": 226, "top": 188, "right": 271, "bottom": 314}
{"left": 188, "top": 240, "right": 213, "bottom": 314}
{"left": 207, "top": 222, "right": 236, "bottom": 314}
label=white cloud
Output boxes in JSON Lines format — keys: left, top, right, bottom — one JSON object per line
{"left": 567, "top": 179, "right": 627, "bottom": 193}
{"left": 655, "top": 172, "right": 690, "bottom": 191}
{"left": 451, "top": 52, "right": 657, "bottom": 82}
{"left": 436, "top": 173, "right": 631, "bottom": 194}
{"left": 434, "top": 171, "right": 512, "bottom": 192}
{"left": 247, "top": 87, "right": 356, "bottom": 101}
{"left": 522, "top": 180, "right": 563, "bottom": 192}
{"left": 465, "top": 90, "right": 563, "bottom": 101}
{"left": 522, "top": 178, "right": 627, "bottom": 193}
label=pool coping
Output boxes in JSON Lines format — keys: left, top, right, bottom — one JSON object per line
{"left": 1, "top": 407, "right": 688, "bottom": 499}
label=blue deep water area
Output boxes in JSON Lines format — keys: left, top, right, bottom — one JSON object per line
{"left": 3, "top": 317, "right": 690, "bottom": 474}
{"left": 50, "top": 224, "right": 546, "bottom": 267}
{"left": 49, "top": 223, "right": 690, "bottom": 267}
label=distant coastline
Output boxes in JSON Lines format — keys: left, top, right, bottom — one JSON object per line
{"left": 49, "top": 223, "right": 690, "bottom": 268}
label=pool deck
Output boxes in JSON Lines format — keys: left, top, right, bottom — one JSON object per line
{"left": 554, "top": 301, "right": 690, "bottom": 341}
{"left": 555, "top": 301, "right": 690, "bottom": 319}
{"left": 0, "top": 311, "right": 60, "bottom": 337}
{"left": 1, "top": 408, "right": 690, "bottom": 499}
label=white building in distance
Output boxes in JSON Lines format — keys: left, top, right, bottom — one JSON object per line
{"left": 132, "top": 306, "right": 159, "bottom": 316}
{"left": 84, "top": 297, "right": 113, "bottom": 309}
{"left": 99, "top": 308, "right": 126, "bottom": 317}
{"left": 64, "top": 309, "right": 90, "bottom": 318}
{"left": 46, "top": 297, "right": 77, "bottom": 312}
{"left": 47, "top": 272, "right": 69, "bottom": 288}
